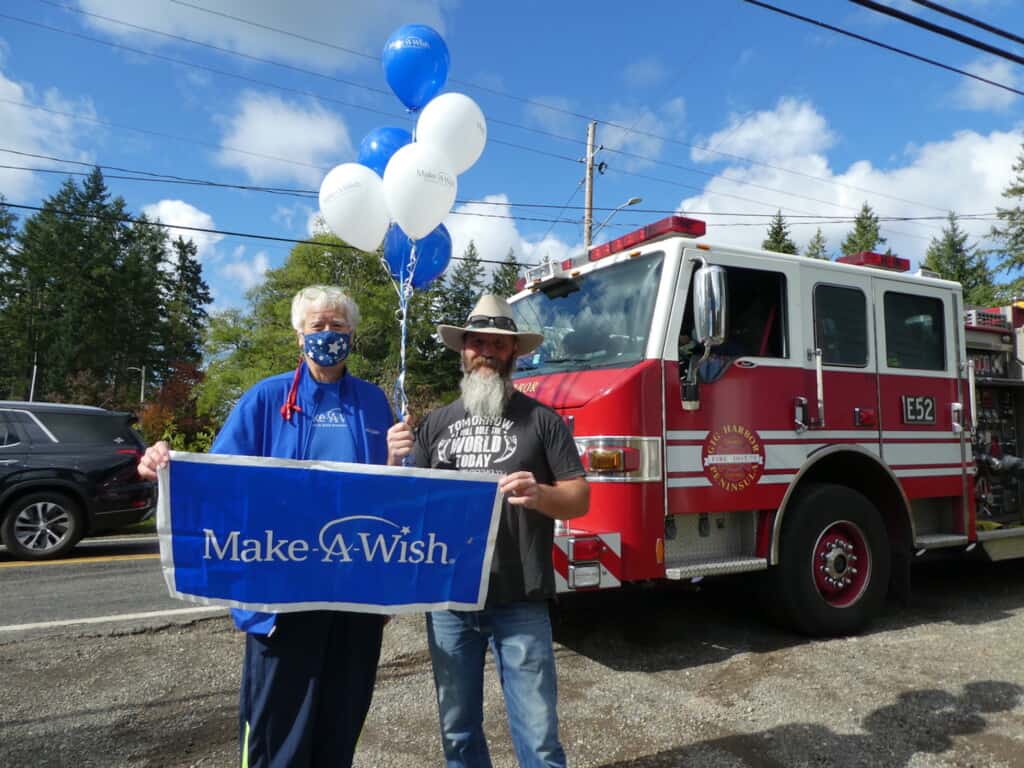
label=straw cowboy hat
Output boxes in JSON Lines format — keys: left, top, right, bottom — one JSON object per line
{"left": 438, "top": 294, "right": 544, "bottom": 355}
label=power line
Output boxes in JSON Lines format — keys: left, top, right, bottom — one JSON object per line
{"left": 849, "top": 0, "right": 1024, "bottom": 67}
{"left": 33, "top": 0, "right": 393, "bottom": 97}
{"left": 0, "top": 194, "right": 993, "bottom": 234}
{"left": 0, "top": 149, "right": 995, "bottom": 227}
{"left": 909, "top": 0, "right": 1024, "bottom": 47}
{"left": 3, "top": 11, "right": 589, "bottom": 174}
{"left": 159, "top": 0, "right": 963, "bottom": 215}
{"left": 742, "top": 0, "right": 1024, "bottom": 97}
{"left": 7, "top": 4, "right": 987, "bottom": 234}
{"left": 0, "top": 93, "right": 906, "bottom": 237}
{"left": 0, "top": 202, "right": 551, "bottom": 268}
{"left": 0, "top": 96, "right": 327, "bottom": 172}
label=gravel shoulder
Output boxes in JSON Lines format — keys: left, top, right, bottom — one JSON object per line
{"left": 2, "top": 558, "right": 1024, "bottom": 767}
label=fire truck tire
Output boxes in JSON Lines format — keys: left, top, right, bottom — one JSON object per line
{"left": 773, "top": 482, "right": 890, "bottom": 637}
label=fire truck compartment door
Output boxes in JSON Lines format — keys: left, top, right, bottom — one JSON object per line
{"left": 801, "top": 266, "right": 881, "bottom": 448}
{"left": 870, "top": 276, "right": 966, "bottom": 492}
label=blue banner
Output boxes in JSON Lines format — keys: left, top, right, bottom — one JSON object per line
{"left": 157, "top": 452, "right": 501, "bottom": 614}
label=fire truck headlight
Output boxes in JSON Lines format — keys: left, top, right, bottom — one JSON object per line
{"left": 569, "top": 563, "right": 601, "bottom": 589}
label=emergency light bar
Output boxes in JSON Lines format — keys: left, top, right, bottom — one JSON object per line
{"left": 589, "top": 216, "right": 706, "bottom": 261}
{"left": 513, "top": 215, "right": 707, "bottom": 293}
{"left": 837, "top": 251, "right": 910, "bottom": 272}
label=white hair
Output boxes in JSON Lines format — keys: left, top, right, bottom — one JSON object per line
{"left": 461, "top": 369, "right": 511, "bottom": 420}
{"left": 290, "top": 285, "right": 361, "bottom": 332}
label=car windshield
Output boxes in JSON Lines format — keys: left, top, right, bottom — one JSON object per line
{"left": 511, "top": 252, "right": 664, "bottom": 377}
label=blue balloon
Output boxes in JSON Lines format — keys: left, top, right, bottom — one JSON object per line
{"left": 382, "top": 24, "right": 449, "bottom": 111}
{"left": 357, "top": 126, "right": 412, "bottom": 177}
{"left": 384, "top": 223, "right": 452, "bottom": 289}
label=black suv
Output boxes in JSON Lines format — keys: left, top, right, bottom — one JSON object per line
{"left": 0, "top": 401, "right": 155, "bottom": 560}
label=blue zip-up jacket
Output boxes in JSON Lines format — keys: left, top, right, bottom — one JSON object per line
{"left": 210, "top": 363, "right": 393, "bottom": 635}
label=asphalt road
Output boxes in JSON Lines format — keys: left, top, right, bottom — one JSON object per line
{"left": 2, "top": 554, "right": 1024, "bottom": 767}
{"left": 0, "top": 535, "right": 221, "bottom": 630}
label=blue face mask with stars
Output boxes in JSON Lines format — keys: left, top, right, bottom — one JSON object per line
{"left": 303, "top": 330, "right": 351, "bottom": 367}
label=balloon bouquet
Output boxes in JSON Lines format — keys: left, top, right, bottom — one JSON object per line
{"left": 317, "top": 24, "right": 487, "bottom": 418}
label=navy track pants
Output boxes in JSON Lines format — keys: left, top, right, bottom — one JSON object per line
{"left": 239, "top": 611, "right": 385, "bottom": 768}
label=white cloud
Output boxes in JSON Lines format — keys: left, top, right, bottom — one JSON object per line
{"left": 444, "top": 194, "right": 579, "bottom": 281}
{"left": 622, "top": 57, "right": 668, "bottom": 88}
{"left": 221, "top": 249, "right": 270, "bottom": 291}
{"left": 524, "top": 95, "right": 577, "bottom": 138}
{"left": 215, "top": 91, "right": 352, "bottom": 186}
{"left": 77, "top": 0, "right": 447, "bottom": 73}
{"left": 141, "top": 199, "right": 223, "bottom": 261}
{"left": 0, "top": 68, "right": 98, "bottom": 201}
{"left": 677, "top": 102, "right": 1022, "bottom": 268}
{"left": 272, "top": 202, "right": 316, "bottom": 232}
{"left": 691, "top": 97, "right": 835, "bottom": 164}
{"left": 953, "top": 57, "right": 1020, "bottom": 112}
{"left": 597, "top": 98, "right": 686, "bottom": 170}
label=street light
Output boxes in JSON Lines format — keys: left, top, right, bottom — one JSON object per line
{"left": 127, "top": 365, "right": 145, "bottom": 404}
{"left": 592, "top": 196, "right": 643, "bottom": 243}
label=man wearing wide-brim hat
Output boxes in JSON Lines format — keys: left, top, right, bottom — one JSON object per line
{"left": 388, "top": 293, "right": 589, "bottom": 768}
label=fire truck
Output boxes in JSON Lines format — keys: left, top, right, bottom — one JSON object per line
{"left": 508, "top": 215, "right": 1024, "bottom": 637}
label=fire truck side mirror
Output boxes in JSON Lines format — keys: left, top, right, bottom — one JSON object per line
{"left": 693, "top": 265, "right": 727, "bottom": 348}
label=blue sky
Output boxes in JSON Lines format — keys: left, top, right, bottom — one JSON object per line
{"left": 1, "top": 0, "right": 1022, "bottom": 309}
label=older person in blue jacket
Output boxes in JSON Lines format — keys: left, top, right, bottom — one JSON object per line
{"left": 139, "top": 285, "right": 394, "bottom": 768}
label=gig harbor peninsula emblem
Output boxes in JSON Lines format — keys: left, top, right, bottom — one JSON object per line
{"left": 701, "top": 424, "right": 764, "bottom": 492}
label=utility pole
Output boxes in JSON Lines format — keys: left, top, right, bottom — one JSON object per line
{"left": 583, "top": 121, "right": 596, "bottom": 252}
{"left": 28, "top": 352, "right": 37, "bottom": 402}
{"left": 128, "top": 365, "right": 146, "bottom": 404}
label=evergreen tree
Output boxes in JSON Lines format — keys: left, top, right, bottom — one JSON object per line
{"left": 438, "top": 241, "right": 486, "bottom": 327}
{"left": 0, "top": 197, "right": 25, "bottom": 397}
{"left": 804, "top": 228, "right": 829, "bottom": 260}
{"left": 761, "top": 210, "right": 798, "bottom": 254}
{"left": 990, "top": 142, "right": 1024, "bottom": 273}
{"left": 489, "top": 248, "right": 521, "bottom": 298}
{"left": 841, "top": 202, "right": 887, "bottom": 255}
{"left": 163, "top": 236, "right": 212, "bottom": 366}
{"left": 5, "top": 170, "right": 175, "bottom": 405}
{"left": 923, "top": 212, "right": 995, "bottom": 306}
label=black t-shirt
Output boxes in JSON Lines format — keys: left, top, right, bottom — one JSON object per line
{"left": 413, "top": 391, "right": 585, "bottom": 605}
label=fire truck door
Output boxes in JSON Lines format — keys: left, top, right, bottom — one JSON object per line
{"left": 666, "top": 250, "right": 800, "bottom": 514}
{"left": 801, "top": 268, "right": 881, "bottom": 452}
{"left": 870, "top": 277, "right": 967, "bottom": 505}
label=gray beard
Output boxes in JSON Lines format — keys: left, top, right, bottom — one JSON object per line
{"left": 460, "top": 369, "right": 512, "bottom": 421}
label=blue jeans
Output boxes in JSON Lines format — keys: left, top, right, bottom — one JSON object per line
{"left": 426, "top": 601, "right": 566, "bottom": 768}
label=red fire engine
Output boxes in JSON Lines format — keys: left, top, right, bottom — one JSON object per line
{"left": 508, "top": 216, "right": 1024, "bottom": 636}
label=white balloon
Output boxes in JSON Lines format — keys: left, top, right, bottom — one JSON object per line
{"left": 318, "top": 163, "right": 390, "bottom": 252}
{"left": 416, "top": 92, "right": 487, "bottom": 175}
{"left": 382, "top": 143, "right": 457, "bottom": 240}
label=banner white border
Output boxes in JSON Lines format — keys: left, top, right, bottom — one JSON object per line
{"left": 157, "top": 450, "right": 503, "bottom": 615}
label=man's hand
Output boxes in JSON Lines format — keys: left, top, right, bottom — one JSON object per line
{"left": 138, "top": 440, "right": 171, "bottom": 481}
{"left": 499, "top": 473, "right": 589, "bottom": 521}
{"left": 499, "top": 471, "right": 541, "bottom": 508}
{"left": 387, "top": 416, "right": 415, "bottom": 466}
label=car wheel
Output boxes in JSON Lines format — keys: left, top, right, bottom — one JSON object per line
{"left": 1, "top": 491, "right": 85, "bottom": 560}
{"left": 772, "top": 482, "right": 890, "bottom": 637}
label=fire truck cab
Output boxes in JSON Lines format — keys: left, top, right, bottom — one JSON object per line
{"left": 509, "top": 216, "right": 1020, "bottom": 636}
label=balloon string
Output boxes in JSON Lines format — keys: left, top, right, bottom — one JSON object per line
{"left": 393, "top": 241, "right": 419, "bottom": 421}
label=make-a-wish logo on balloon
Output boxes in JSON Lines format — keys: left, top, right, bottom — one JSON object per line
{"left": 202, "top": 515, "right": 456, "bottom": 565}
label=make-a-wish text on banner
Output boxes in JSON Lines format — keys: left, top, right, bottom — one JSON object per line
{"left": 157, "top": 452, "right": 502, "bottom": 615}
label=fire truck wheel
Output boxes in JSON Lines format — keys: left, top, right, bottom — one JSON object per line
{"left": 774, "top": 482, "right": 890, "bottom": 637}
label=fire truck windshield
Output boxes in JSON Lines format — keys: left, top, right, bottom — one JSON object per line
{"left": 511, "top": 252, "right": 664, "bottom": 377}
